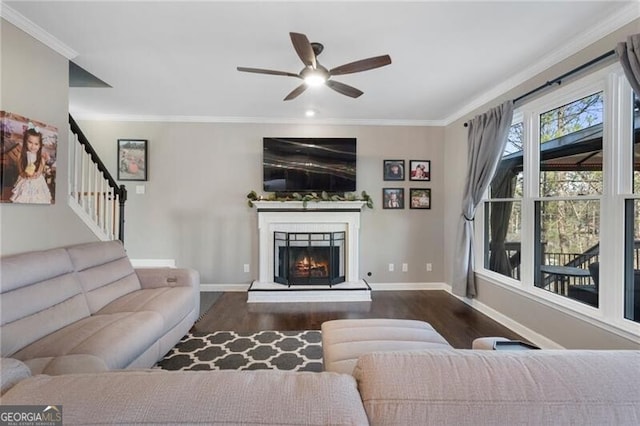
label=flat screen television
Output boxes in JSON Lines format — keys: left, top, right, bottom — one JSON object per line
{"left": 263, "top": 137, "right": 356, "bottom": 193}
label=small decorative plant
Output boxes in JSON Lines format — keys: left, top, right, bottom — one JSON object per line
{"left": 247, "top": 190, "right": 373, "bottom": 209}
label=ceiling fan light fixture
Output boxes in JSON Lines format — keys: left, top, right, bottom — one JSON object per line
{"left": 304, "top": 72, "right": 326, "bottom": 87}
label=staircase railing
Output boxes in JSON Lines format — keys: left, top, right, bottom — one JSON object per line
{"left": 68, "top": 115, "right": 127, "bottom": 241}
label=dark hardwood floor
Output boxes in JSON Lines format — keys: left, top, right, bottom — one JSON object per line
{"left": 193, "top": 290, "right": 525, "bottom": 349}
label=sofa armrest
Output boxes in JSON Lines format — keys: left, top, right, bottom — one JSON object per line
{"left": 1, "top": 358, "right": 32, "bottom": 395}
{"left": 135, "top": 268, "right": 199, "bottom": 290}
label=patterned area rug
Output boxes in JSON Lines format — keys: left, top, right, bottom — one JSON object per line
{"left": 156, "top": 330, "right": 323, "bottom": 372}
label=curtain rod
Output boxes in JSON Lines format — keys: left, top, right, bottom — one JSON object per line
{"left": 463, "top": 49, "right": 617, "bottom": 127}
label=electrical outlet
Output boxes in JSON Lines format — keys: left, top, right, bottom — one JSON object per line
{"left": 402, "top": 263, "right": 408, "bottom": 272}
{"left": 243, "top": 264, "right": 250, "bottom": 273}
{"left": 388, "top": 263, "right": 394, "bottom": 272}
{"left": 426, "top": 263, "right": 432, "bottom": 272}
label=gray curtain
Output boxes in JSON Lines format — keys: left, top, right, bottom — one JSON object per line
{"left": 488, "top": 165, "right": 517, "bottom": 277}
{"left": 452, "top": 100, "right": 514, "bottom": 297}
{"left": 617, "top": 33, "right": 640, "bottom": 97}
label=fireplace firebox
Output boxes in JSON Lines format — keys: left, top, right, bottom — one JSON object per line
{"left": 274, "top": 231, "right": 345, "bottom": 286}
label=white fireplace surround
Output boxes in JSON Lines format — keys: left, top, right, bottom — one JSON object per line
{"left": 249, "top": 201, "right": 371, "bottom": 302}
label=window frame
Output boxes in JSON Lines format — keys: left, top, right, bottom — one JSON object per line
{"left": 474, "top": 63, "right": 640, "bottom": 339}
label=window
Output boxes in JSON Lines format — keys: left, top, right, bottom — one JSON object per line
{"left": 535, "top": 93, "right": 603, "bottom": 306}
{"left": 478, "top": 64, "right": 639, "bottom": 333}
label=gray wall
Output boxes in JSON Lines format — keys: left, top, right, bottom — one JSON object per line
{"left": 0, "top": 20, "right": 96, "bottom": 256}
{"left": 78, "top": 120, "right": 445, "bottom": 285}
{"left": 443, "top": 19, "right": 640, "bottom": 349}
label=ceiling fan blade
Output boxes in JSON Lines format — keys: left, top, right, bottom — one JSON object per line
{"left": 284, "top": 84, "right": 308, "bottom": 101}
{"left": 329, "top": 55, "right": 392, "bottom": 76}
{"left": 290, "top": 32, "right": 316, "bottom": 68}
{"left": 326, "top": 80, "right": 363, "bottom": 98}
{"left": 237, "top": 67, "right": 300, "bottom": 78}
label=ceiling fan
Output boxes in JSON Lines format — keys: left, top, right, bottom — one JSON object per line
{"left": 237, "top": 32, "right": 392, "bottom": 101}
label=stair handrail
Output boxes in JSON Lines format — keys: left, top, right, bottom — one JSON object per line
{"left": 68, "top": 114, "right": 127, "bottom": 241}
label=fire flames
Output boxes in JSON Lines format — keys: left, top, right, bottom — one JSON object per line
{"left": 292, "top": 256, "right": 329, "bottom": 278}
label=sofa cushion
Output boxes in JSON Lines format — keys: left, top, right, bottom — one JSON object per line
{"left": 66, "top": 241, "right": 142, "bottom": 313}
{"left": 0, "top": 248, "right": 90, "bottom": 357}
{"left": 13, "top": 311, "right": 163, "bottom": 373}
{"left": 354, "top": 349, "right": 640, "bottom": 425}
{"left": 97, "top": 287, "right": 195, "bottom": 330}
{"left": 0, "top": 370, "right": 370, "bottom": 425}
{"left": 0, "top": 247, "right": 73, "bottom": 292}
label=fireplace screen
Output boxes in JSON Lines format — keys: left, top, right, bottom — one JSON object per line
{"left": 274, "top": 231, "right": 345, "bottom": 286}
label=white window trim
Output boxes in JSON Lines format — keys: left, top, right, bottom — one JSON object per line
{"left": 475, "top": 63, "right": 640, "bottom": 341}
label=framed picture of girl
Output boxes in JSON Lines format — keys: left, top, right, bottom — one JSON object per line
{"left": 382, "top": 188, "right": 404, "bottom": 209}
{"left": 409, "top": 160, "right": 430, "bottom": 181}
{"left": 0, "top": 111, "right": 57, "bottom": 204}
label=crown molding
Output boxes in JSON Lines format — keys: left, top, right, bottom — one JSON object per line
{"left": 0, "top": 2, "right": 77, "bottom": 59}
{"left": 70, "top": 112, "right": 445, "bottom": 127}
{"left": 444, "top": 1, "right": 640, "bottom": 126}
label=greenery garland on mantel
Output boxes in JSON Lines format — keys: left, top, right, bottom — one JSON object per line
{"left": 247, "top": 190, "right": 373, "bottom": 209}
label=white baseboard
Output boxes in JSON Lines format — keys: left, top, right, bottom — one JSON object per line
{"left": 200, "top": 283, "right": 250, "bottom": 292}
{"left": 368, "top": 282, "right": 450, "bottom": 291}
{"left": 131, "top": 259, "right": 176, "bottom": 268}
{"left": 456, "top": 296, "right": 565, "bottom": 349}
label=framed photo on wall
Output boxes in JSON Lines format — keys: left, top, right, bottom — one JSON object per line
{"left": 382, "top": 188, "right": 404, "bottom": 209}
{"left": 383, "top": 160, "right": 404, "bottom": 181}
{"left": 410, "top": 188, "right": 431, "bottom": 209}
{"left": 117, "top": 139, "right": 148, "bottom": 181}
{"left": 409, "top": 160, "right": 430, "bottom": 181}
{"left": 0, "top": 111, "right": 58, "bottom": 204}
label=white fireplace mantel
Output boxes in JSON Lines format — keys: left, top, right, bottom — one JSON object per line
{"left": 248, "top": 201, "right": 371, "bottom": 302}
{"left": 251, "top": 200, "right": 366, "bottom": 211}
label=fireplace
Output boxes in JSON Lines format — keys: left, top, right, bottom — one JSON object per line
{"left": 274, "top": 232, "right": 345, "bottom": 286}
{"left": 248, "top": 200, "right": 371, "bottom": 303}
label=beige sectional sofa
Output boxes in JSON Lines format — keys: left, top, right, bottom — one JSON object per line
{"left": 0, "top": 240, "right": 199, "bottom": 375}
{"left": 1, "top": 243, "right": 639, "bottom": 424}
{"left": 2, "top": 349, "right": 639, "bottom": 425}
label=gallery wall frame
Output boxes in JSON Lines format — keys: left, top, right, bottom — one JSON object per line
{"left": 383, "top": 159, "right": 404, "bottom": 181}
{"left": 409, "top": 188, "right": 431, "bottom": 209}
{"left": 409, "top": 160, "right": 431, "bottom": 181}
{"left": 382, "top": 187, "right": 404, "bottom": 209}
{"left": 117, "top": 139, "right": 148, "bottom": 181}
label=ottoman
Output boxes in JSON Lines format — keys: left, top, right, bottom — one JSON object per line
{"left": 321, "top": 318, "right": 452, "bottom": 374}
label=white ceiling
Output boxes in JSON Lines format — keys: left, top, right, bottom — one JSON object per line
{"left": 3, "top": 1, "right": 639, "bottom": 125}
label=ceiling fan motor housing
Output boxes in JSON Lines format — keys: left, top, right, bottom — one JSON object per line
{"left": 311, "top": 42, "right": 324, "bottom": 56}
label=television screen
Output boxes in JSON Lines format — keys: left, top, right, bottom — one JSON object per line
{"left": 263, "top": 137, "right": 356, "bottom": 193}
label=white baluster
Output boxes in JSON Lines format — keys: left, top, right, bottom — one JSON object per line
{"left": 99, "top": 175, "right": 105, "bottom": 232}
{"left": 114, "top": 192, "right": 120, "bottom": 240}
{"left": 92, "top": 167, "right": 98, "bottom": 222}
